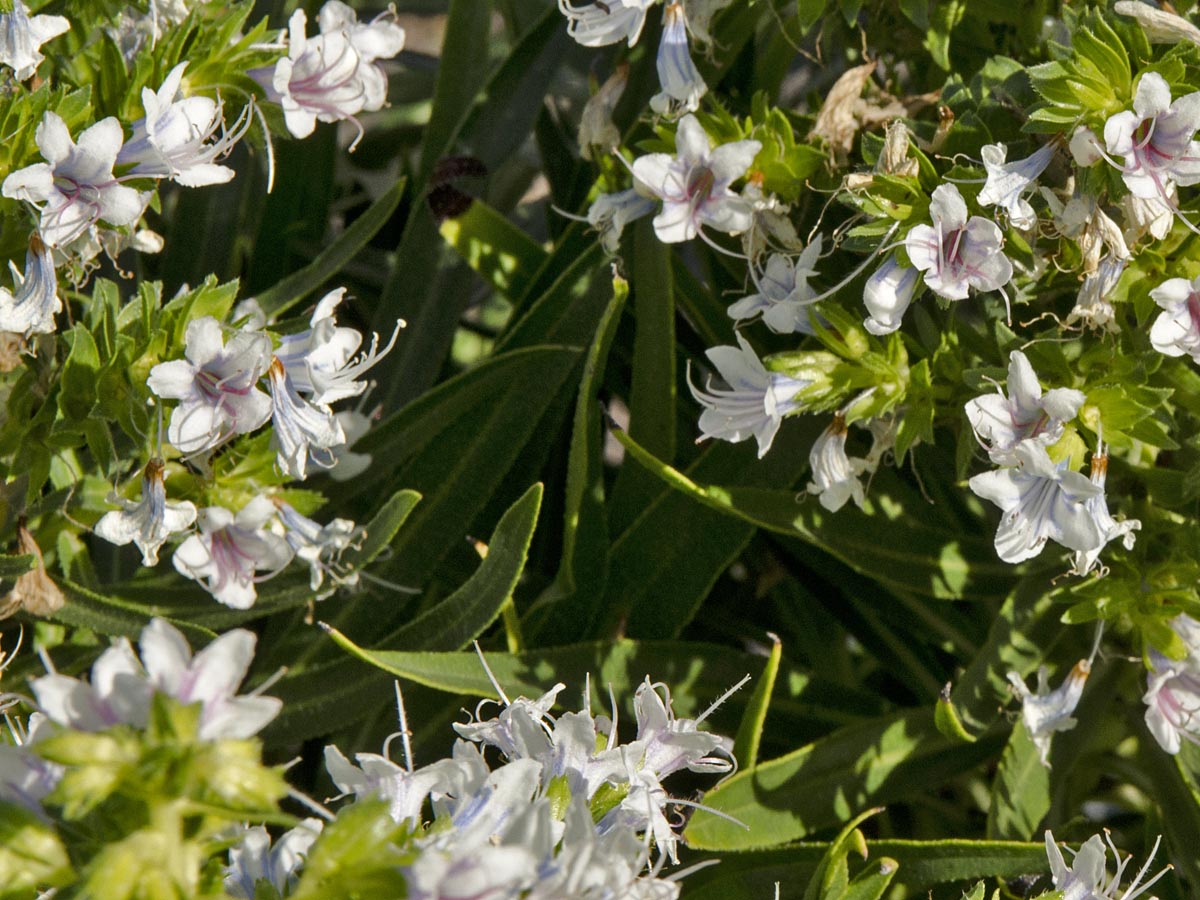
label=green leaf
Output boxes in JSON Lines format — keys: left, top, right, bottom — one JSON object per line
{"left": 300, "top": 636, "right": 878, "bottom": 735}
{"left": 986, "top": 722, "right": 1050, "bottom": 840}
{"left": 803, "top": 808, "right": 879, "bottom": 900}
{"left": 733, "top": 633, "right": 781, "bottom": 772}
{"left": 439, "top": 198, "right": 548, "bottom": 301}
{"left": 612, "top": 427, "right": 1016, "bottom": 601}
{"left": 947, "top": 581, "right": 1066, "bottom": 736}
{"left": 532, "top": 275, "right": 626, "bottom": 640}
{"left": 355, "top": 482, "right": 542, "bottom": 652}
{"left": 342, "top": 489, "right": 422, "bottom": 570}
{"left": 350, "top": 347, "right": 579, "bottom": 593}
{"left": 682, "top": 840, "right": 1049, "bottom": 899}
{"left": 289, "top": 801, "right": 410, "bottom": 900}
{"left": 58, "top": 324, "right": 100, "bottom": 421}
{"left": 603, "top": 422, "right": 822, "bottom": 639}
{"left": 609, "top": 220, "right": 677, "bottom": 531}
{"left": 255, "top": 178, "right": 407, "bottom": 317}
{"left": 0, "top": 554, "right": 33, "bottom": 579}
{"left": 0, "top": 803, "right": 72, "bottom": 897}
{"left": 417, "top": 0, "right": 494, "bottom": 183}
{"left": 685, "top": 709, "right": 1003, "bottom": 850}
{"left": 51, "top": 578, "right": 215, "bottom": 642}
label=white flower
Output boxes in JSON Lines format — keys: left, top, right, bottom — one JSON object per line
{"left": 904, "top": 183, "right": 1013, "bottom": 302}
{"left": 649, "top": 3, "right": 707, "bottom": 117}
{"left": 0, "top": 232, "right": 60, "bottom": 337}
{"left": 1007, "top": 660, "right": 1090, "bottom": 766}
{"left": 274, "top": 499, "right": 362, "bottom": 597}
{"left": 329, "top": 407, "right": 374, "bottom": 481}
{"left": 29, "top": 618, "right": 281, "bottom": 740}
{"left": 266, "top": 356, "right": 347, "bottom": 479}
{"left": 1041, "top": 188, "right": 1129, "bottom": 274}
{"left": 965, "top": 350, "right": 1086, "bottom": 466}
{"left": 587, "top": 189, "right": 657, "bottom": 254}
{"left": 94, "top": 458, "right": 198, "bottom": 567}
{"left": 1104, "top": 72, "right": 1200, "bottom": 203}
{"left": 318, "top": 1, "right": 406, "bottom": 68}
{"left": 31, "top": 638, "right": 151, "bottom": 731}
{"left": 453, "top": 684, "right": 564, "bottom": 761}
{"left": 226, "top": 820, "right": 323, "bottom": 900}
{"left": 0, "top": 714, "right": 59, "bottom": 813}
{"left": 631, "top": 678, "right": 735, "bottom": 777}
{"left": 260, "top": 5, "right": 403, "bottom": 147}
{"left": 1071, "top": 447, "right": 1140, "bottom": 577}
{"left": 147, "top": 317, "right": 273, "bottom": 456}
{"left": 1115, "top": 0, "right": 1200, "bottom": 45}
{"left": 727, "top": 238, "right": 822, "bottom": 334}
{"left": 0, "top": 0, "right": 68, "bottom": 82}
{"left": 862, "top": 254, "right": 920, "bottom": 336}
{"left": 1068, "top": 255, "right": 1126, "bottom": 333}
{"left": 806, "top": 413, "right": 868, "bottom": 512}
{"left": 117, "top": 62, "right": 245, "bottom": 187}
{"left": 632, "top": 113, "right": 760, "bottom": 243}
{"left": 274, "top": 287, "right": 399, "bottom": 406}
{"left": 687, "top": 333, "right": 807, "bottom": 458}
{"left": 2, "top": 113, "right": 145, "bottom": 249}
{"left": 1069, "top": 126, "right": 1104, "bottom": 167}
{"left": 324, "top": 741, "right": 478, "bottom": 825}
{"left": 558, "top": 0, "right": 658, "bottom": 47}
{"left": 579, "top": 63, "right": 628, "bottom": 160}
{"left": 1143, "top": 650, "right": 1200, "bottom": 754}
{"left": 1123, "top": 190, "right": 1175, "bottom": 243}
{"left": 977, "top": 142, "right": 1054, "bottom": 230}
{"left": 1149, "top": 272, "right": 1200, "bottom": 361}
{"left": 138, "top": 618, "right": 283, "bottom": 739}
{"left": 172, "top": 498, "right": 294, "bottom": 609}
{"left": 1045, "top": 830, "right": 1169, "bottom": 900}
{"left": 968, "top": 441, "right": 1105, "bottom": 564}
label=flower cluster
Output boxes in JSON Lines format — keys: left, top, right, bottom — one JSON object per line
{"left": 0, "top": 618, "right": 282, "bottom": 816}
{"left": 312, "top": 672, "right": 740, "bottom": 897}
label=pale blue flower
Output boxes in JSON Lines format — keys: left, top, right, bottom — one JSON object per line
{"left": 0, "top": 0, "right": 68, "bottom": 82}
{"left": 977, "top": 142, "right": 1054, "bottom": 230}
{"left": 226, "top": 820, "right": 322, "bottom": 900}
{"left": 688, "top": 333, "right": 807, "bottom": 458}
{"left": 172, "top": 498, "right": 293, "bottom": 609}
{"left": 650, "top": 2, "right": 707, "bottom": 117}
{"left": 728, "top": 238, "right": 823, "bottom": 334}
{"left": 1104, "top": 72, "right": 1200, "bottom": 202}
{"left": 632, "top": 114, "right": 760, "bottom": 243}
{"left": 969, "top": 441, "right": 1105, "bottom": 564}
{"left": 266, "top": 356, "right": 347, "bottom": 479}
{"left": 94, "top": 458, "right": 197, "bottom": 567}
{"left": 806, "top": 413, "right": 868, "bottom": 512}
{"left": 118, "top": 62, "right": 245, "bottom": 187}
{"left": 862, "top": 254, "right": 919, "bottom": 336}
{"left": 147, "top": 317, "right": 273, "bottom": 456}
{"left": 2, "top": 113, "right": 145, "bottom": 248}
{"left": 965, "top": 350, "right": 1085, "bottom": 466}
{"left": 1007, "top": 660, "right": 1090, "bottom": 766}
{"left": 905, "top": 183, "right": 1012, "bottom": 302}
{"left": 0, "top": 232, "right": 61, "bottom": 337}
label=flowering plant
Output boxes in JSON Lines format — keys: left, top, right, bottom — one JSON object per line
{"left": 0, "top": 0, "right": 1198, "bottom": 898}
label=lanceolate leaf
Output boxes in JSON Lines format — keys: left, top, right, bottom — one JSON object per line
{"left": 987, "top": 722, "right": 1050, "bottom": 841}
{"left": 372, "top": 482, "right": 543, "bottom": 651}
{"left": 529, "top": 275, "right": 626, "bottom": 641}
{"left": 682, "top": 840, "right": 1048, "bottom": 899}
{"left": 255, "top": 178, "right": 407, "bottom": 317}
{"left": 685, "top": 709, "right": 1004, "bottom": 850}
{"left": 613, "top": 427, "right": 1016, "bottom": 601}
{"left": 733, "top": 633, "right": 782, "bottom": 771}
